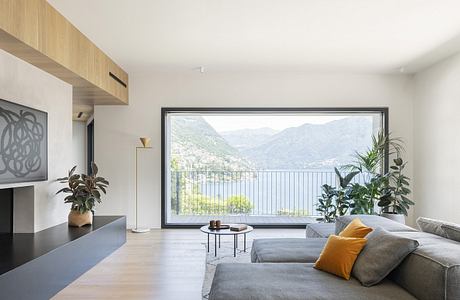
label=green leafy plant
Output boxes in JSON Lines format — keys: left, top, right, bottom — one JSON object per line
{"left": 57, "top": 163, "right": 109, "bottom": 213}
{"left": 317, "top": 184, "right": 338, "bottom": 223}
{"left": 335, "top": 168, "right": 359, "bottom": 216}
{"left": 316, "top": 132, "right": 415, "bottom": 219}
{"left": 344, "top": 131, "right": 403, "bottom": 175}
{"left": 316, "top": 168, "right": 358, "bottom": 222}
{"left": 226, "top": 195, "right": 253, "bottom": 214}
{"left": 277, "top": 208, "right": 310, "bottom": 216}
{"left": 180, "top": 194, "right": 226, "bottom": 215}
{"left": 378, "top": 158, "right": 414, "bottom": 216}
{"left": 179, "top": 194, "right": 253, "bottom": 215}
{"left": 344, "top": 132, "right": 410, "bottom": 215}
{"left": 349, "top": 175, "right": 386, "bottom": 215}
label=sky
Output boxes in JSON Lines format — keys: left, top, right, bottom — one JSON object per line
{"left": 202, "top": 115, "right": 347, "bottom": 132}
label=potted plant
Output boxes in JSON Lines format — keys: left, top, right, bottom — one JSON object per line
{"left": 378, "top": 157, "right": 414, "bottom": 224}
{"left": 317, "top": 132, "right": 414, "bottom": 222}
{"left": 316, "top": 168, "right": 358, "bottom": 222}
{"left": 343, "top": 132, "right": 404, "bottom": 215}
{"left": 57, "top": 163, "right": 109, "bottom": 227}
{"left": 317, "top": 184, "right": 338, "bottom": 223}
{"left": 349, "top": 175, "right": 387, "bottom": 215}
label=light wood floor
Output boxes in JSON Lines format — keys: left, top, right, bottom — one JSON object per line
{"left": 52, "top": 229, "right": 305, "bottom": 300}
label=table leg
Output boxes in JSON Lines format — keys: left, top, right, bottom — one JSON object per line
{"left": 214, "top": 234, "right": 217, "bottom": 257}
{"left": 233, "top": 235, "right": 236, "bottom": 257}
{"left": 236, "top": 234, "right": 238, "bottom": 249}
{"left": 207, "top": 233, "right": 209, "bottom": 253}
{"left": 244, "top": 233, "right": 246, "bottom": 252}
{"left": 219, "top": 235, "right": 221, "bottom": 248}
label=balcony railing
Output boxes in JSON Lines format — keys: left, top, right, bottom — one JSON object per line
{"left": 170, "top": 170, "right": 368, "bottom": 217}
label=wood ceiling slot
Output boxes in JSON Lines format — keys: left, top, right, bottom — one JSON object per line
{"left": 109, "top": 72, "right": 127, "bottom": 88}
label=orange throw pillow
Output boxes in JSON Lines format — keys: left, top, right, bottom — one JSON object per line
{"left": 339, "top": 218, "right": 373, "bottom": 238}
{"left": 314, "top": 235, "right": 367, "bottom": 280}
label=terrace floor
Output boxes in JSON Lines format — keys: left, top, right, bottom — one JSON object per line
{"left": 168, "top": 214, "right": 318, "bottom": 225}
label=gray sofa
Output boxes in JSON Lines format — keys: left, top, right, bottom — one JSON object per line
{"left": 209, "top": 215, "right": 460, "bottom": 300}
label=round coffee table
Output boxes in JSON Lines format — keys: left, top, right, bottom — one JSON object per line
{"left": 200, "top": 225, "right": 253, "bottom": 257}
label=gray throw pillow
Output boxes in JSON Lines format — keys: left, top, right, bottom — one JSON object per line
{"left": 441, "top": 224, "right": 460, "bottom": 242}
{"left": 352, "top": 227, "right": 419, "bottom": 287}
{"left": 416, "top": 217, "right": 448, "bottom": 238}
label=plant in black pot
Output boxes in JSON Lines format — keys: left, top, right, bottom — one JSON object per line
{"left": 378, "top": 157, "right": 414, "bottom": 224}
{"left": 57, "top": 163, "right": 109, "bottom": 227}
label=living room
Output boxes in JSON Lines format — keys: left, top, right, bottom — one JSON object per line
{"left": 0, "top": 1, "right": 459, "bottom": 299}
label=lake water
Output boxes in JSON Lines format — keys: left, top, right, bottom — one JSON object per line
{"left": 196, "top": 170, "right": 342, "bottom": 215}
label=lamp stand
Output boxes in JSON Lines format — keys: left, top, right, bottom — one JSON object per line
{"left": 132, "top": 146, "right": 152, "bottom": 233}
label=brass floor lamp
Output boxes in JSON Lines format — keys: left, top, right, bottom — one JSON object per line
{"left": 132, "top": 137, "right": 152, "bottom": 233}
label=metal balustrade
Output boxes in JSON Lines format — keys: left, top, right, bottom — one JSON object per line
{"left": 170, "top": 170, "right": 368, "bottom": 217}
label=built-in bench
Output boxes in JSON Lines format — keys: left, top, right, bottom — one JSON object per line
{"left": 0, "top": 216, "right": 126, "bottom": 300}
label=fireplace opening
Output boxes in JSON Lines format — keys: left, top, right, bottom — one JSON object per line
{"left": 0, "top": 188, "right": 13, "bottom": 234}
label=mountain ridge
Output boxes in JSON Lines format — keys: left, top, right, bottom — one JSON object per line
{"left": 241, "top": 117, "right": 372, "bottom": 169}
{"left": 171, "top": 116, "right": 373, "bottom": 170}
{"left": 171, "top": 116, "right": 252, "bottom": 171}
{"left": 220, "top": 127, "right": 278, "bottom": 151}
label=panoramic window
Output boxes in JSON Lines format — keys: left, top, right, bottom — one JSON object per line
{"left": 162, "top": 108, "right": 386, "bottom": 227}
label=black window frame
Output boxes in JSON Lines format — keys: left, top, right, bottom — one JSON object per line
{"left": 161, "top": 107, "right": 389, "bottom": 228}
{"left": 87, "top": 119, "right": 94, "bottom": 174}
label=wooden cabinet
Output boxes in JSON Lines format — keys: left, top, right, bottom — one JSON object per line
{"left": 0, "top": 0, "right": 128, "bottom": 105}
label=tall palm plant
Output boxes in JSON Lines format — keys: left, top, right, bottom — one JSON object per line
{"left": 344, "top": 131, "right": 404, "bottom": 176}
{"left": 343, "top": 132, "right": 404, "bottom": 215}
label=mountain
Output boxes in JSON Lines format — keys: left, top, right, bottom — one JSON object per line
{"left": 171, "top": 116, "right": 252, "bottom": 171}
{"left": 242, "top": 117, "right": 373, "bottom": 169}
{"left": 220, "top": 127, "right": 278, "bottom": 151}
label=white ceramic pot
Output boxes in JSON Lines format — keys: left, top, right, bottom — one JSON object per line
{"left": 381, "top": 212, "right": 405, "bottom": 224}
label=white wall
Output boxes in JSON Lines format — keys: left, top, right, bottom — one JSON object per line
{"left": 72, "top": 121, "right": 87, "bottom": 174}
{"left": 95, "top": 71, "right": 415, "bottom": 228}
{"left": 413, "top": 53, "right": 460, "bottom": 223}
{"left": 0, "top": 49, "right": 73, "bottom": 232}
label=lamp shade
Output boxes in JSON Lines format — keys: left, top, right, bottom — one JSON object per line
{"left": 140, "top": 137, "right": 151, "bottom": 147}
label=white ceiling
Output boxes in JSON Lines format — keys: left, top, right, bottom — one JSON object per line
{"left": 47, "top": 0, "right": 460, "bottom": 74}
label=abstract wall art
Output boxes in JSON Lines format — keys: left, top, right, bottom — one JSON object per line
{"left": 0, "top": 99, "right": 48, "bottom": 184}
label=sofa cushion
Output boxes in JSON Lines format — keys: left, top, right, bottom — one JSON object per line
{"left": 336, "top": 215, "right": 417, "bottom": 234}
{"left": 390, "top": 231, "right": 460, "bottom": 300}
{"left": 416, "top": 217, "right": 449, "bottom": 238}
{"left": 209, "top": 263, "right": 416, "bottom": 300}
{"left": 251, "top": 238, "right": 326, "bottom": 263}
{"left": 314, "top": 235, "right": 367, "bottom": 280}
{"left": 442, "top": 224, "right": 460, "bottom": 242}
{"left": 306, "top": 222, "right": 334, "bottom": 238}
{"left": 339, "top": 218, "right": 373, "bottom": 238}
{"left": 352, "top": 227, "right": 419, "bottom": 287}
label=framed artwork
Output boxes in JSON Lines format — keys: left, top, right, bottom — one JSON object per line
{"left": 0, "top": 98, "right": 48, "bottom": 184}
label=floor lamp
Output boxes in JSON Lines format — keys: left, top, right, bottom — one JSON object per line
{"left": 132, "top": 137, "right": 152, "bottom": 233}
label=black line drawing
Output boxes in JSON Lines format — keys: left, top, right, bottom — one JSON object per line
{"left": 0, "top": 108, "right": 44, "bottom": 177}
{"left": 0, "top": 99, "right": 47, "bottom": 183}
